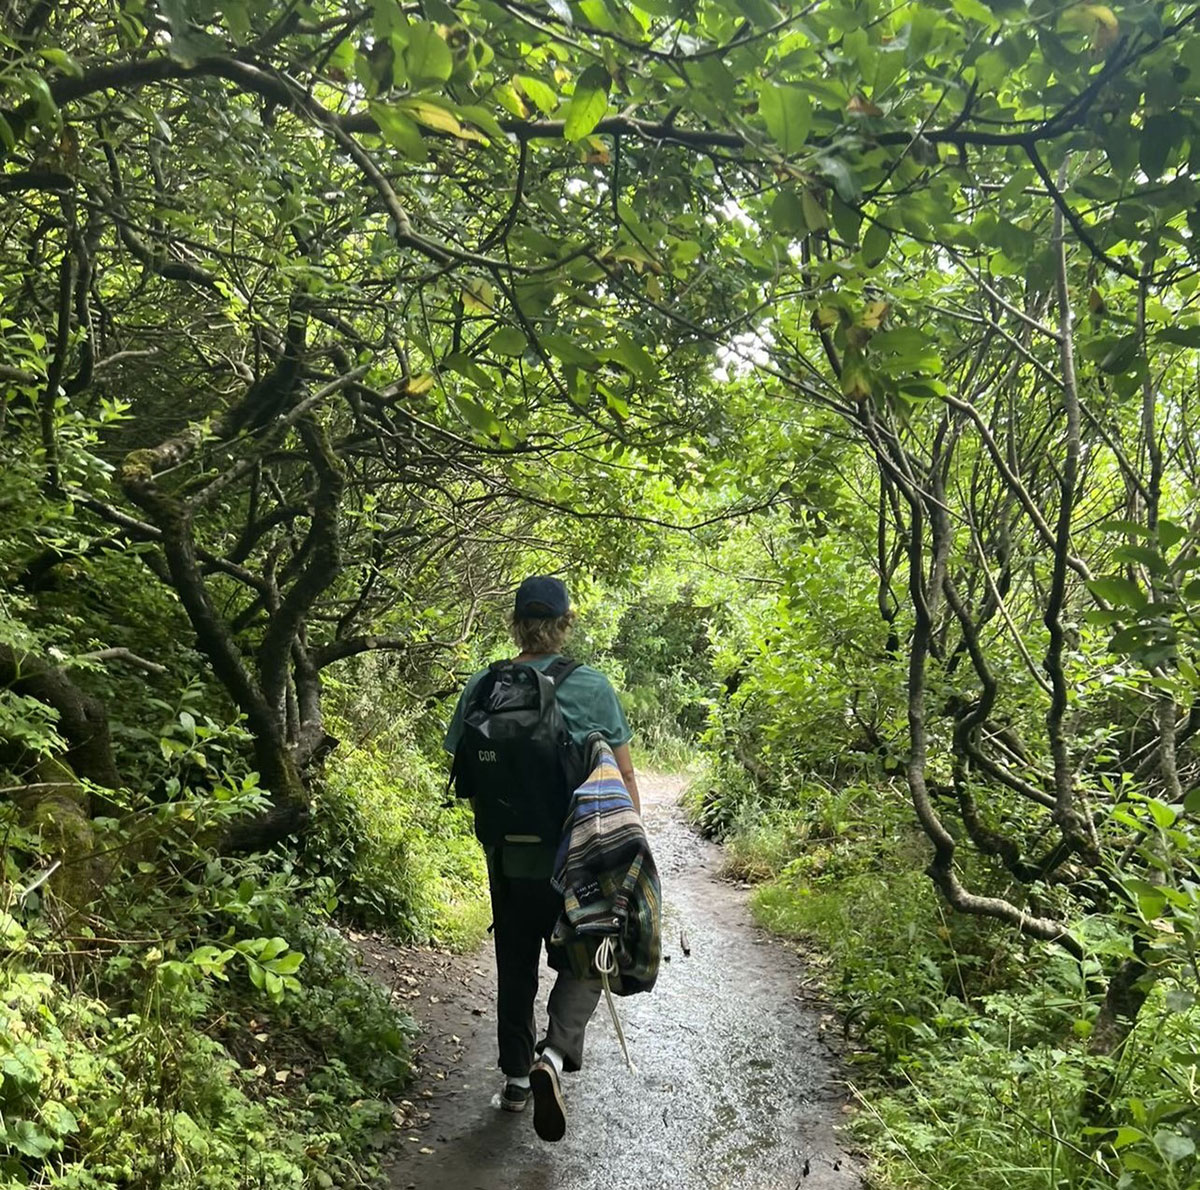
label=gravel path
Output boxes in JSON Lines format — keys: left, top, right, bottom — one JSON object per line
{"left": 379, "top": 772, "right": 864, "bottom": 1190}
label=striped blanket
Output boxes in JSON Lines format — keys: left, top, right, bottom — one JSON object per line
{"left": 548, "top": 735, "right": 661, "bottom": 995}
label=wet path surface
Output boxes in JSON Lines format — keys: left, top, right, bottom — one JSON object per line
{"left": 381, "top": 773, "right": 863, "bottom": 1190}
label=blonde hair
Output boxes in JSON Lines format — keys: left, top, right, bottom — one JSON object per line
{"left": 510, "top": 611, "right": 576, "bottom": 655}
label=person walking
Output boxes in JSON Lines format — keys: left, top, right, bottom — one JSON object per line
{"left": 444, "top": 576, "right": 641, "bottom": 1142}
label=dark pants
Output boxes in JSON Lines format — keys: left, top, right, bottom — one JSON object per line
{"left": 489, "top": 868, "right": 601, "bottom": 1077}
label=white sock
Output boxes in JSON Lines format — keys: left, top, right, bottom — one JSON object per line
{"left": 541, "top": 1046, "right": 565, "bottom": 1075}
{"left": 507, "top": 1074, "right": 530, "bottom": 1088}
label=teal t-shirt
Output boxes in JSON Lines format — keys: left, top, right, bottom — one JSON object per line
{"left": 444, "top": 655, "right": 631, "bottom": 879}
{"left": 442, "top": 654, "right": 632, "bottom": 755}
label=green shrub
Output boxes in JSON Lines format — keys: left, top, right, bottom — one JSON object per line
{"left": 0, "top": 772, "right": 416, "bottom": 1189}
{"left": 707, "top": 772, "right": 1200, "bottom": 1190}
{"left": 303, "top": 708, "right": 489, "bottom": 950}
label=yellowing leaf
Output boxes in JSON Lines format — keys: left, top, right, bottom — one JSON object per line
{"left": 397, "top": 98, "right": 463, "bottom": 136}
{"left": 842, "top": 359, "right": 872, "bottom": 400}
{"left": 860, "top": 300, "right": 890, "bottom": 329}
{"left": 847, "top": 94, "right": 883, "bottom": 117}
{"left": 403, "top": 374, "right": 435, "bottom": 396}
{"left": 461, "top": 279, "right": 495, "bottom": 312}
{"left": 494, "top": 82, "right": 529, "bottom": 119}
{"left": 1085, "top": 4, "right": 1119, "bottom": 49}
{"left": 1062, "top": 3, "right": 1119, "bottom": 50}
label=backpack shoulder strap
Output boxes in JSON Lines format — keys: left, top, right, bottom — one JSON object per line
{"left": 545, "top": 657, "right": 581, "bottom": 687}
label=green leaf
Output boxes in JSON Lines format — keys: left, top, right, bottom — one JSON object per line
{"left": 1098, "top": 334, "right": 1141, "bottom": 374}
{"left": 40, "top": 1101, "right": 78, "bottom": 1137}
{"left": 1086, "top": 576, "right": 1147, "bottom": 609}
{"left": 516, "top": 74, "right": 558, "bottom": 116}
{"left": 453, "top": 396, "right": 502, "bottom": 436}
{"left": 758, "top": 85, "right": 812, "bottom": 155}
{"left": 1111, "top": 1126, "right": 1146, "bottom": 1150}
{"left": 831, "top": 195, "right": 861, "bottom": 243}
{"left": 608, "top": 334, "right": 656, "bottom": 379}
{"left": 736, "top": 0, "right": 782, "bottom": 25}
{"left": 1154, "top": 1130, "right": 1196, "bottom": 1164}
{"left": 269, "top": 951, "right": 305, "bottom": 975}
{"left": 1184, "top": 787, "right": 1200, "bottom": 814}
{"left": 455, "top": 103, "right": 505, "bottom": 140}
{"left": 1123, "top": 878, "right": 1168, "bottom": 920}
{"left": 541, "top": 334, "right": 598, "bottom": 367}
{"left": 1140, "top": 113, "right": 1186, "bottom": 180}
{"left": 769, "top": 190, "right": 807, "bottom": 234}
{"left": 862, "top": 221, "right": 890, "bottom": 267}
{"left": 1158, "top": 325, "right": 1200, "bottom": 347}
{"left": 24, "top": 73, "right": 58, "bottom": 121}
{"left": 5, "top": 1119, "right": 54, "bottom": 1159}
{"left": 1165, "top": 986, "right": 1197, "bottom": 1012}
{"left": 815, "top": 155, "right": 859, "bottom": 202}
{"left": 563, "top": 64, "right": 611, "bottom": 141}
{"left": 404, "top": 22, "right": 453, "bottom": 85}
{"left": 489, "top": 327, "right": 528, "bottom": 356}
{"left": 39, "top": 48, "right": 84, "bottom": 78}
{"left": 1158, "top": 518, "right": 1186, "bottom": 551}
{"left": 800, "top": 189, "right": 828, "bottom": 232}
{"left": 445, "top": 351, "right": 490, "bottom": 386}
{"left": 950, "top": 0, "right": 998, "bottom": 24}
{"left": 369, "top": 103, "right": 428, "bottom": 161}
{"left": 160, "top": 0, "right": 202, "bottom": 65}
{"left": 260, "top": 937, "right": 288, "bottom": 962}
{"left": 1098, "top": 518, "right": 1154, "bottom": 539}
{"left": 0, "top": 911, "right": 26, "bottom": 946}
{"left": 221, "top": 2, "right": 252, "bottom": 41}
{"left": 1113, "top": 544, "right": 1169, "bottom": 574}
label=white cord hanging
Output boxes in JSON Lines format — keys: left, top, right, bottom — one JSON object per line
{"left": 595, "top": 935, "right": 637, "bottom": 1074}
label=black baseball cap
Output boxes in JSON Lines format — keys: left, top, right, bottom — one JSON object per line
{"left": 514, "top": 575, "right": 570, "bottom": 618}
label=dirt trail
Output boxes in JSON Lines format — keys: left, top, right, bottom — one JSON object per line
{"left": 377, "top": 772, "right": 863, "bottom": 1190}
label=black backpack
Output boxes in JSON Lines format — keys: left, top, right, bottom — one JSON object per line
{"left": 453, "top": 657, "right": 586, "bottom": 848}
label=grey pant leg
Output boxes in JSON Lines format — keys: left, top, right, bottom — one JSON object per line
{"left": 540, "top": 971, "right": 602, "bottom": 1073}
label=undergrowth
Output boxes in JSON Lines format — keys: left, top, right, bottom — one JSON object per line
{"left": 0, "top": 745, "right": 416, "bottom": 1189}
{"left": 692, "top": 773, "right": 1200, "bottom": 1190}
{"left": 303, "top": 701, "right": 489, "bottom": 950}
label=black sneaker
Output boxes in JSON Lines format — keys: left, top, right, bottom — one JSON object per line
{"left": 500, "top": 1081, "right": 531, "bottom": 1112}
{"left": 529, "top": 1058, "right": 567, "bottom": 1142}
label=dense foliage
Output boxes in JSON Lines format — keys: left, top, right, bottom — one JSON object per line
{"left": 5, "top": 0, "right": 1200, "bottom": 1185}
